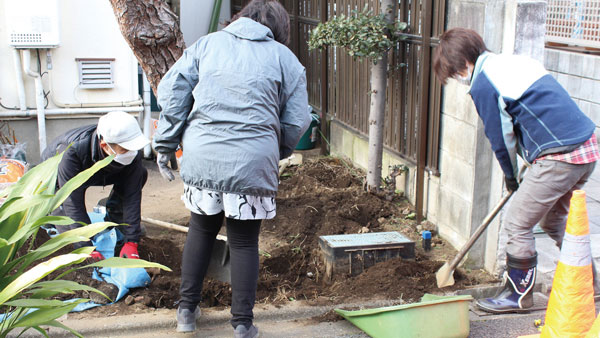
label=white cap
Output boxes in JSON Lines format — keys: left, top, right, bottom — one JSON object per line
{"left": 97, "top": 111, "right": 150, "bottom": 151}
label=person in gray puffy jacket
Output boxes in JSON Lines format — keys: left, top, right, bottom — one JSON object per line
{"left": 152, "top": 1, "right": 310, "bottom": 336}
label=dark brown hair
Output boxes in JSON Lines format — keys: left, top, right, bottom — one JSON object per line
{"left": 229, "top": 0, "right": 290, "bottom": 45}
{"left": 433, "top": 28, "right": 488, "bottom": 84}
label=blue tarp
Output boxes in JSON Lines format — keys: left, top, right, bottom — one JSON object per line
{"left": 55, "top": 211, "right": 151, "bottom": 312}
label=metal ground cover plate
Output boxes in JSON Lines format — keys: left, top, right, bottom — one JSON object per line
{"left": 320, "top": 231, "right": 413, "bottom": 249}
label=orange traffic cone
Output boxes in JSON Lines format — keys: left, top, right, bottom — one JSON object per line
{"left": 587, "top": 314, "right": 600, "bottom": 338}
{"left": 541, "top": 190, "right": 595, "bottom": 337}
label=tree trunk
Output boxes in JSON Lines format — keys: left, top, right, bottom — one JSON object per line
{"left": 108, "top": 0, "right": 186, "bottom": 96}
{"left": 365, "top": 0, "right": 397, "bottom": 192}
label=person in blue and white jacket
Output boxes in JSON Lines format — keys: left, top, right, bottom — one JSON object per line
{"left": 433, "top": 28, "right": 599, "bottom": 313}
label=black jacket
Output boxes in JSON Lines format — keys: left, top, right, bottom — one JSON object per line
{"left": 42, "top": 124, "right": 147, "bottom": 241}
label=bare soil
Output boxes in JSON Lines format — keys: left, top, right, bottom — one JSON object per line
{"left": 55, "top": 153, "right": 496, "bottom": 319}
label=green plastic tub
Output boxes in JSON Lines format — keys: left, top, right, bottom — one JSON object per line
{"left": 335, "top": 294, "right": 473, "bottom": 338}
{"left": 296, "top": 113, "right": 320, "bottom": 150}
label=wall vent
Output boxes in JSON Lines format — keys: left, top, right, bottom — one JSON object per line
{"left": 76, "top": 58, "right": 115, "bottom": 89}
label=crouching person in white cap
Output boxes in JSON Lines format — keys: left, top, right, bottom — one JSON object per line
{"left": 41, "top": 111, "right": 150, "bottom": 260}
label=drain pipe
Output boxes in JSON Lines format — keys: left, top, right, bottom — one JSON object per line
{"left": 22, "top": 49, "right": 47, "bottom": 156}
{"left": 12, "top": 49, "right": 27, "bottom": 110}
{"left": 0, "top": 106, "right": 144, "bottom": 118}
{"left": 142, "top": 72, "right": 152, "bottom": 158}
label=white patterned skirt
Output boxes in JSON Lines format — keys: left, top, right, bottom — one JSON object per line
{"left": 182, "top": 184, "right": 276, "bottom": 220}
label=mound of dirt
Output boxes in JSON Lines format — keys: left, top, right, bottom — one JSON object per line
{"left": 55, "top": 156, "right": 496, "bottom": 318}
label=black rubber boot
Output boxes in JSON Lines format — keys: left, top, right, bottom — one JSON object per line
{"left": 476, "top": 253, "right": 537, "bottom": 314}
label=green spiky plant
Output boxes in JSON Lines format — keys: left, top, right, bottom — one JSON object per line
{"left": 0, "top": 151, "right": 170, "bottom": 337}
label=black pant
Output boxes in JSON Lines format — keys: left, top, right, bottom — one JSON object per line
{"left": 180, "top": 211, "right": 261, "bottom": 329}
{"left": 103, "top": 187, "right": 143, "bottom": 243}
{"left": 53, "top": 168, "right": 148, "bottom": 248}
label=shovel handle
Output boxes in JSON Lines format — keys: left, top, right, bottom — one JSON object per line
{"left": 142, "top": 216, "right": 188, "bottom": 233}
{"left": 446, "top": 191, "right": 514, "bottom": 271}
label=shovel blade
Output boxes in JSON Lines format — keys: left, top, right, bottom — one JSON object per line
{"left": 206, "top": 236, "right": 231, "bottom": 283}
{"left": 436, "top": 262, "right": 456, "bottom": 288}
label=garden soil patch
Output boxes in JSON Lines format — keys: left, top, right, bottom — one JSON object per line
{"left": 54, "top": 156, "right": 496, "bottom": 319}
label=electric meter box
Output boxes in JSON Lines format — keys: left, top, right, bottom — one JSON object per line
{"left": 5, "top": 0, "right": 60, "bottom": 48}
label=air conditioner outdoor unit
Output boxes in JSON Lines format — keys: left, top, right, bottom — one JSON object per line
{"left": 5, "top": 0, "right": 60, "bottom": 48}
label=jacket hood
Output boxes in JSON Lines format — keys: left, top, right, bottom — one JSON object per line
{"left": 223, "top": 17, "right": 274, "bottom": 41}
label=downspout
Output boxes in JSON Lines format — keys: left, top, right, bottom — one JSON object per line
{"left": 142, "top": 73, "right": 152, "bottom": 158}
{"left": 208, "top": 0, "right": 223, "bottom": 33}
{"left": 12, "top": 49, "right": 27, "bottom": 110}
{"left": 415, "top": 0, "right": 433, "bottom": 224}
{"left": 21, "top": 49, "right": 47, "bottom": 156}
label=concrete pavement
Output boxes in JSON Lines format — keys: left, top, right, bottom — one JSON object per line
{"left": 26, "top": 298, "right": 550, "bottom": 338}
{"left": 30, "top": 301, "right": 376, "bottom": 338}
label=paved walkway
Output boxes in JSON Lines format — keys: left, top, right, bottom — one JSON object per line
{"left": 29, "top": 300, "right": 548, "bottom": 338}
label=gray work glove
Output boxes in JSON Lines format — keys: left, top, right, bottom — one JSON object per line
{"left": 157, "top": 152, "right": 177, "bottom": 181}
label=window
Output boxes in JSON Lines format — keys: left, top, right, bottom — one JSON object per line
{"left": 546, "top": 1, "right": 600, "bottom": 50}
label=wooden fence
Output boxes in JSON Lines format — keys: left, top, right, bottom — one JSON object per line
{"left": 232, "top": 0, "right": 444, "bottom": 174}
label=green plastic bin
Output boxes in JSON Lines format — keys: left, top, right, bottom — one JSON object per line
{"left": 335, "top": 294, "right": 473, "bottom": 338}
{"left": 296, "top": 113, "right": 320, "bottom": 150}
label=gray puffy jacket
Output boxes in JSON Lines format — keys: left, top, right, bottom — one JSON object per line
{"left": 153, "top": 17, "right": 310, "bottom": 197}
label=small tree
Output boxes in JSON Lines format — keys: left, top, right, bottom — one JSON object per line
{"left": 309, "top": 2, "right": 406, "bottom": 192}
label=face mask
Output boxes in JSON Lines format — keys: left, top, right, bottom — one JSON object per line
{"left": 107, "top": 144, "right": 137, "bottom": 165}
{"left": 455, "top": 73, "right": 472, "bottom": 86}
{"left": 455, "top": 64, "right": 474, "bottom": 86}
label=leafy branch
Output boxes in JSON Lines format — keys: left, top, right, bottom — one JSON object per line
{"left": 308, "top": 6, "right": 408, "bottom": 63}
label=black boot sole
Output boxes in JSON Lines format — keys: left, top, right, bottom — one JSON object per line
{"left": 475, "top": 300, "right": 547, "bottom": 314}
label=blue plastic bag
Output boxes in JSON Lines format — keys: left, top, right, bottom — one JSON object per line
{"left": 71, "top": 212, "right": 151, "bottom": 312}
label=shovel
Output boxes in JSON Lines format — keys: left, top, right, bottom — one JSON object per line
{"left": 436, "top": 191, "right": 514, "bottom": 288}
{"left": 141, "top": 216, "right": 231, "bottom": 283}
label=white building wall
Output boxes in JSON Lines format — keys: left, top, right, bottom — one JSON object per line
{"left": 180, "top": 0, "right": 231, "bottom": 46}
{"left": 0, "top": 0, "right": 139, "bottom": 109}
{"left": 48, "top": 0, "right": 140, "bottom": 105}
{"left": 0, "top": 0, "right": 140, "bottom": 162}
{"left": 0, "top": 0, "right": 231, "bottom": 163}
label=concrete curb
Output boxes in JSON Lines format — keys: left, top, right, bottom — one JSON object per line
{"left": 31, "top": 299, "right": 402, "bottom": 338}
{"left": 17, "top": 285, "right": 558, "bottom": 337}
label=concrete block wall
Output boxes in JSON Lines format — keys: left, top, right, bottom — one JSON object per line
{"left": 432, "top": 81, "right": 480, "bottom": 251}
{"left": 329, "top": 121, "right": 415, "bottom": 201}
{"left": 544, "top": 49, "right": 600, "bottom": 137}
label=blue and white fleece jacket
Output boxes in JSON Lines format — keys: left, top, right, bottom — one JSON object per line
{"left": 468, "top": 52, "right": 596, "bottom": 180}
